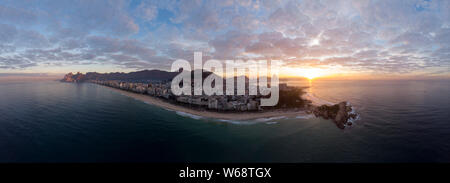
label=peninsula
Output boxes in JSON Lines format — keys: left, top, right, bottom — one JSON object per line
{"left": 61, "top": 70, "right": 358, "bottom": 129}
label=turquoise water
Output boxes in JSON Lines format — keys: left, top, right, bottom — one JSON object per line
{"left": 0, "top": 80, "right": 449, "bottom": 162}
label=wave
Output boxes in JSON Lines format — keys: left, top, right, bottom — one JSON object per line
{"left": 216, "top": 119, "right": 260, "bottom": 125}
{"left": 295, "top": 114, "right": 315, "bottom": 119}
{"left": 173, "top": 111, "right": 317, "bottom": 125}
{"left": 163, "top": 108, "right": 175, "bottom": 112}
{"left": 215, "top": 118, "right": 282, "bottom": 125}
{"left": 254, "top": 116, "right": 287, "bottom": 122}
{"left": 265, "top": 122, "right": 278, "bottom": 125}
{"left": 175, "top": 111, "right": 203, "bottom": 120}
{"left": 345, "top": 102, "right": 361, "bottom": 127}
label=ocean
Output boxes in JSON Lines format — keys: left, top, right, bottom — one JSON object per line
{"left": 0, "top": 80, "right": 449, "bottom": 162}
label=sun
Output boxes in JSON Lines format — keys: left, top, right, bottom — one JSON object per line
{"left": 303, "top": 69, "right": 322, "bottom": 80}
{"left": 309, "top": 38, "right": 320, "bottom": 46}
{"left": 297, "top": 68, "right": 326, "bottom": 80}
{"left": 281, "top": 67, "right": 329, "bottom": 80}
{"left": 303, "top": 71, "right": 320, "bottom": 80}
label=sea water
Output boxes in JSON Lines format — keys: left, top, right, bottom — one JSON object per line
{"left": 0, "top": 80, "right": 449, "bottom": 162}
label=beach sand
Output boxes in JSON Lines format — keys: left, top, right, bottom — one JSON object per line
{"left": 105, "top": 86, "right": 310, "bottom": 120}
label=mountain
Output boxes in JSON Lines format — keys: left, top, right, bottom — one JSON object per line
{"left": 61, "top": 72, "right": 86, "bottom": 82}
{"left": 61, "top": 70, "right": 179, "bottom": 83}
{"left": 61, "top": 69, "right": 214, "bottom": 83}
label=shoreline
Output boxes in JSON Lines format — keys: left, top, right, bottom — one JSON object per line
{"left": 103, "top": 85, "right": 311, "bottom": 121}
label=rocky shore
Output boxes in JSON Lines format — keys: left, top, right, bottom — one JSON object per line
{"left": 308, "top": 102, "right": 358, "bottom": 129}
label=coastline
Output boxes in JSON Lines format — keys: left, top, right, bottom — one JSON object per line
{"left": 103, "top": 85, "right": 311, "bottom": 121}
{"left": 302, "top": 92, "right": 336, "bottom": 106}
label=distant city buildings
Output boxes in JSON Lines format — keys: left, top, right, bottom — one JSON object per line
{"left": 90, "top": 79, "right": 303, "bottom": 112}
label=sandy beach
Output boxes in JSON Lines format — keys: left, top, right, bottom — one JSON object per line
{"left": 104, "top": 86, "right": 311, "bottom": 121}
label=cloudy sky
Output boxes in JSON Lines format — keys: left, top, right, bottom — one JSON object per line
{"left": 0, "top": 0, "right": 449, "bottom": 79}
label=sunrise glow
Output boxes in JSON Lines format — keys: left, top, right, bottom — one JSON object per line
{"left": 308, "top": 38, "right": 320, "bottom": 47}
{"left": 301, "top": 68, "right": 324, "bottom": 80}
{"left": 282, "top": 67, "right": 331, "bottom": 80}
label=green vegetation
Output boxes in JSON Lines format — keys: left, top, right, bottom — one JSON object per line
{"left": 275, "top": 88, "right": 307, "bottom": 108}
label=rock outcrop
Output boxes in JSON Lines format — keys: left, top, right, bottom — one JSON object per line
{"left": 310, "top": 102, "right": 358, "bottom": 129}
{"left": 61, "top": 72, "right": 86, "bottom": 83}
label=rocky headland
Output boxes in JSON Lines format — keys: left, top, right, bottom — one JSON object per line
{"left": 308, "top": 102, "right": 359, "bottom": 129}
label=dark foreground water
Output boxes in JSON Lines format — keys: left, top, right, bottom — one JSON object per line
{"left": 0, "top": 80, "right": 449, "bottom": 162}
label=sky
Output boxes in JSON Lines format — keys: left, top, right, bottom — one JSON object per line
{"left": 0, "top": 0, "right": 449, "bottom": 79}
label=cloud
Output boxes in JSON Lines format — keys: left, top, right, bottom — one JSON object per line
{"left": 0, "top": 0, "right": 447, "bottom": 78}
{"left": 0, "top": 23, "right": 17, "bottom": 43}
{"left": 209, "top": 31, "right": 256, "bottom": 58}
{"left": 174, "top": 2, "right": 222, "bottom": 31}
{"left": 135, "top": 1, "right": 158, "bottom": 22}
{"left": 267, "top": 2, "right": 311, "bottom": 36}
{"left": 86, "top": 36, "right": 156, "bottom": 60}
{"left": 0, "top": 55, "right": 36, "bottom": 69}
{"left": 0, "top": 5, "right": 36, "bottom": 24}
